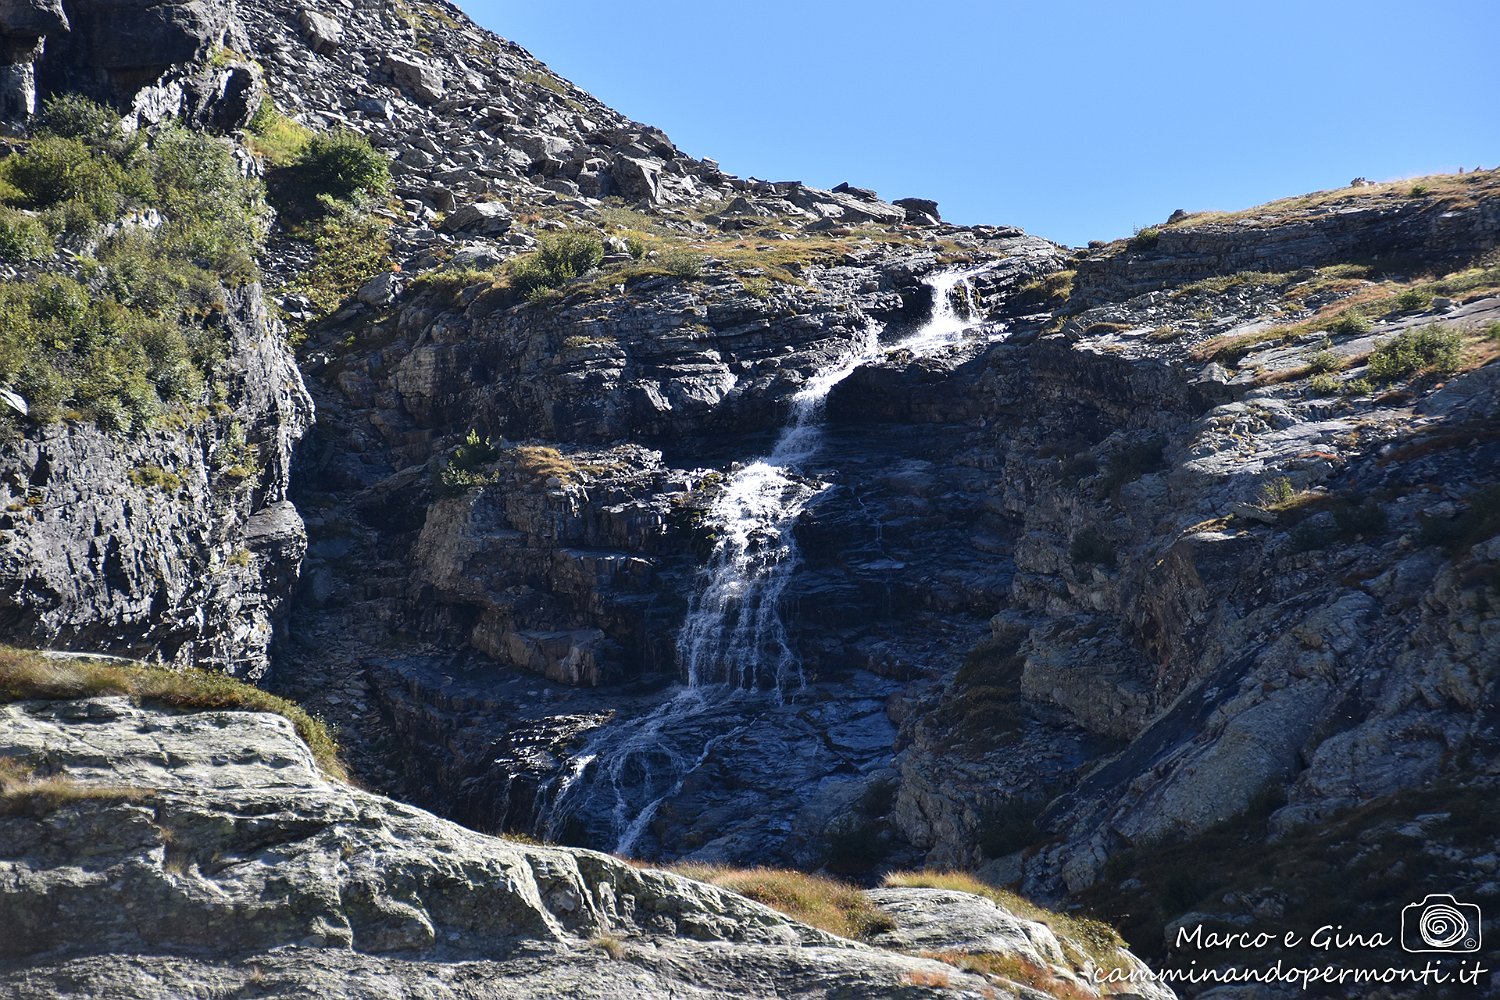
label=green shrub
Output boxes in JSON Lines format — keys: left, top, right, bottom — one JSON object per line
{"left": 436, "top": 429, "right": 503, "bottom": 495}
{"left": 128, "top": 464, "right": 183, "bottom": 493}
{"left": 1366, "top": 324, "right": 1464, "bottom": 381}
{"left": 1129, "top": 226, "right": 1162, "bottom": 249}
{"left": 0, "top": 207, "right": 52, "bottom": 262}
{"left": 1330, "top": 310, "right": 1371, "bottom": 335}
{"left": 0, "top": 136, "right": 136, "bottom": 223}
{"left": 295, "top": 129, "right": 390, "bottom": 204}
{"left": 1394, "top": 288, "right": 1433, "bottom": 312}
{"left": 1305, "top": 348, "right": 1341, "bottom": 374}
{"left": 1259, "top": 477, "right": 1296, "bottom": 507}
{"left": 508, "top": 231, "right": 605, "bottom": 298}
{"left": 660, "top": 246, "right": 706, "bottom": 279}
{"left": 291, "top": 203, "right": 392, "bottom": 317}
{"left": 247, "top": 98, "right": 314, "bottom": 167}
{"left": 1307, "top": 372, "right": 1342, "bottom": 395}
{"left": 148, "top": 124, "right": 266, "bottom": 276}
{"left": 1344, "top": 377, "right": 1375, "bottom": 396}
{"left": 33, "top": 94, "right": 122, "bottom": 143}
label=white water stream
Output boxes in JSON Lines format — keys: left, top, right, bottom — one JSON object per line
{"left": 538, "top": 263, "right": 997, "bottom": 854}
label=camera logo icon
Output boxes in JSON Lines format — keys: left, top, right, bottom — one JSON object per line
{"left": 1401, "top": 895, "right": 1481, "bottom": 953}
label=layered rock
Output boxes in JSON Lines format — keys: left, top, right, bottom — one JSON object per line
{"left": 0, "top": 285, "right": 311, "bottom": 678}
{"left": 0, "top": 694, "right": 1149, "bottom": 998}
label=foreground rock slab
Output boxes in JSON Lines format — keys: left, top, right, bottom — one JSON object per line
{"left": 0, "top": 696, "right": 1053, "bottom": 998}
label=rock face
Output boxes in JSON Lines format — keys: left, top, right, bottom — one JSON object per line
{"left": 0, "top": 695, "right": 1076, "bottom": 998}
{"left": 0, "top": 286, "right": 311, "bottom": 679}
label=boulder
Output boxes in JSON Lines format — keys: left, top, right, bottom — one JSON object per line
{"left": 832, "top": 181, "right": 878, "bottom": 201}
{"left": 893, "top": 197, "right": 941, "bottom": 225}
{"left": 441, "top": 200, "right": 513, "bottom": 236}
{"left": 382, "top": 52, "right": 443, "bottom": 103}
{"left": 611, "top": 154, "right": 662, "bottom": 203}
{"left": 0, "top": 696, "right": 1001, "bottom": 998}
{"left": 298, "top": 10, "right": 343, "bottom": 54}
{"left": 356, "top": 270, "right": 402, "bottom": 308}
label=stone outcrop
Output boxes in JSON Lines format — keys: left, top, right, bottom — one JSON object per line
{"left": 0, "top": 694, "right": 1136, "bottom": 998}
{"left": 0, "top": 285, "right": 311, "bottom": 679}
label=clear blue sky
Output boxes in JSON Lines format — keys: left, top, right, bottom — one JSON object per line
{"left": 461, "top": 1, "right": 1498, "bottom": 247}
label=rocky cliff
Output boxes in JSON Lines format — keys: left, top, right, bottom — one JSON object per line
{"left": 0, "top": 0, "right": 1496, "bottom": 996}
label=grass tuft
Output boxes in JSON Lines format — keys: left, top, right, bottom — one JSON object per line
{"left": 670, "top": 864, "right": 896, "bottom": 940}
{"left": 0, "top": 756, "right": 155, "bottom": 817}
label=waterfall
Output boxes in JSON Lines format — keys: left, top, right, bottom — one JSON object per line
{"left": 676, "top": 322, "right": 881, "bottom": 693}
{"left": 535, "top": 262, "right": 997, "bottom": 855}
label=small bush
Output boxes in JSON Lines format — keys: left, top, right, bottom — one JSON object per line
{"left": 1305, "top": 348, "right": 1341, "bottom": 374}
{"left": 0, "top": 102, "right": 268, "bottom": 430}
{"left": 0, "top": 207, "right": 52, "bottom": 262}
{"left": 247, "top": 98, "right": 314, "bottom": 167}
{"left": 129, "top": 464, "right": 183, "bottom": 493}
{"left": 291, "top": 203, "right": 392, "bottom": 317}
{"left": 1366, "top": 325, "right": 1464, "bottom": 381}
{"left": 1129, "top": 226, "right": 1162, "bottom": 249}
{"left": 0, "top": 135, "right": 137, "bottom": 223}
{"left": 436, "top": 429, "right": 502, "bottom": 496}
{"left": 508, "top": 231, "right": 605, "bottom": 298}
{"left": 660, "top": 246, "right": 705, "bottom": 279}
{"left": 1307, "top": 372, "right": 1342, "bottom": 395}
{"left": 590, "top": 934, "right": 626, "bottom": 959}
{"left": 33, "top": 94, "right": 122, "bottom": 143}
{"left": 1259, "top": 477, "right": 1296, "bottom": 507}
{"left": 296, "top": 129, "right": 391, "bottom": 204}
{"left": 1330, "top": 310, "right": 1371, "bottom": 335}
{"left": 1394, "top": 288, "right": 1433, "bottom": 312}
{"left": 1344, "top": 377, "right": 1376, "bottom": 396}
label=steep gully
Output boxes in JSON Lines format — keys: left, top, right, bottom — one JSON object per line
{"left": 537, "top": 265, "right": 999, "bottom": 855}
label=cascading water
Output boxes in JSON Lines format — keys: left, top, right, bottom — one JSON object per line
{"left": 536, "top": 262, "right": 997, "bottom": 855}
{"left": 676, "top": 321, "right": 881, "bottom": 694}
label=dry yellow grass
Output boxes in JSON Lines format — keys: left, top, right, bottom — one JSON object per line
{"left": 0, "top": 646, "right": 347, "bottom": 780}
{"left": 0, "top": 756, "right": 155, "bottom": 817}
{"left": 669, "top": 863, "right": 895, "bottom": 940}
{"left": 514, "top": 445, "right": 579, "bottom": 483}
{"left": 921, "top": 950, "right": 1097, "bottom": 999}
